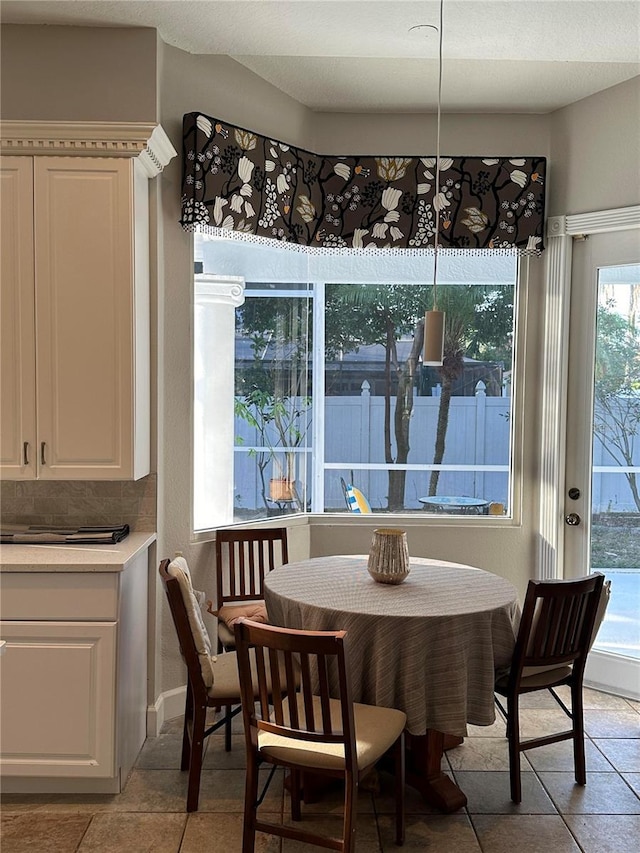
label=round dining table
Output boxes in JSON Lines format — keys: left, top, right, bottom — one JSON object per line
{"left": 264, "top": 553, "right": 519, "bottom": 812}
{"left": 418, "top": 496, "right": 490, "bottom": 514}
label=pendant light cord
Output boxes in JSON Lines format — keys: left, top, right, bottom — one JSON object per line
{"left": 433, "top": 0, "right": 444, "bottom": 312}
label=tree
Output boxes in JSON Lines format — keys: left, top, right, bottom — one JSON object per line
{"left": 325, "top": 284, "right": 429, "bottom": 510}
{"left": 326, "top": 283, "right": 514, "bottom": 509}
{"left": 428, "top": 285, "right": 514, "bottom": 496}
{"left": 594, "top": 299, "right": 640, "bottom": 511}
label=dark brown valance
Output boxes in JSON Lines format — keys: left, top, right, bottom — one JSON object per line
{"left": 180, "top": 112, "right": 546, "bottom": 254}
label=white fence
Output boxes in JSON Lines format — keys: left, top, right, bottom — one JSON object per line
{"left": 234, "top": 386, "right": 640, "bottom": 513}
{"left": 234, "top": 382, "right": 510, "bottom": 512}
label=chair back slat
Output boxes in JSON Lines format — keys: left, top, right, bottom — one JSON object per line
{"left": 251, "top": 646, "right": 268, "bottom": 716}
{"left": 216, "top": 528, "right": 288, "bottom": 606}
{"left": 283, "top": 650, "right": 299, "bottom": 714}
{"left": 269, "top": 646, "right": 286, "bottom": 720}
{"left": 564, "top": 593, "right": 587, "bottom": 652}
{"left": 300, "top": 654, "right": 316, "bottom": 731}
{"left": 513, "top": 573, "right": 604, "bottom": 679}
{"left": 316, "top": 655, "right": 334, "bottom": 735}
{"left": 546, "top": 597, "right": 564, "bottom": 654}
{"left": 234, "top": 619, "right": 357, "bottom": 758}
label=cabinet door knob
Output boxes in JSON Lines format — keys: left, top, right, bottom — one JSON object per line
{"left": 23, "top": 442, "right": 30, "bottom": 465}
{"left": 40, "top": 442, "right": 46, "bottom": 465}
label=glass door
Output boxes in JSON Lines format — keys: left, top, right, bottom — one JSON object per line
{"left": 565, "top": 229, "right": 640, "bottom": 699}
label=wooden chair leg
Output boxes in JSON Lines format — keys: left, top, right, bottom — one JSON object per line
{"left": 181, "top": 681, "right": 194, "bottom": 771}
{"left": 343, "top": 770, "right": 358, "bottom": 853}
{"left": 242, "top": 754, "right": 260, "bottom": 853}
{"left": 224, "top": 704, "right": 233, "bottom": 752}
{"left": 395, "top": 733, "right": 405, "bottom": 846}
{"left": 507, "top": 695, "right": 522, "bottom": 804}
{"left": 572, "top": 681, "right": 587, "bottom": 785}
{"left": 186, "top": 701, "right": 207, "bottom": 812}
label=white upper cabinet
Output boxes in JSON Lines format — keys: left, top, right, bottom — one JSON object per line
{"left": 1, "top": 157, "right": 36, "bottom": 478}
{"left": 34, "top": 156, "right": 145, "bottom": 479}
{"left": 0, "top": 123, "right": 176, "bottom": 480}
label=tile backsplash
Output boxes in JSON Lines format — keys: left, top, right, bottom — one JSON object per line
{"left": 0, "top": 474, "right": 156, "bottom": 532}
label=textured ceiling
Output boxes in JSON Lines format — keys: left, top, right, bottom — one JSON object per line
{"left": 2, "top": 0, "right": 640, "bottom": 112}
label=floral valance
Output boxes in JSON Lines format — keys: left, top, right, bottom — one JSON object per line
{"left": 180, "top": 112, "right": 546, "bottom": 255}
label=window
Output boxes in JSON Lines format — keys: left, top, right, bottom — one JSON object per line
{"left": 193, "top": 234, "right": 519, "bottom": 530}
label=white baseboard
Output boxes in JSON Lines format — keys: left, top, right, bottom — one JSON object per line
{"left": 585, "top": 650, "right": 640, "bottom": 701}
{"left": 0, "top": 775, "right": 121, "bottom": 794}
{"left": 146, "top": 685, "right": 186, "bottom": 737}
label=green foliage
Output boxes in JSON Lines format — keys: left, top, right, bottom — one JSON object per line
{"left": 323, "top": 282, "right": 514, "bottom": 507}
{"left": 324, "top": 284, "right": 430, "bottom": 357}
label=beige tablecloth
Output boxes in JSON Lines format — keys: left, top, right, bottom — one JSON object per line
{"left": 264, "top": 555, "right": 520, "bottom": 737}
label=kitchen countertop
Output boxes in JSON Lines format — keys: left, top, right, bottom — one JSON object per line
{"left": 0, "top": 532, "right": 156, "bottom": 572}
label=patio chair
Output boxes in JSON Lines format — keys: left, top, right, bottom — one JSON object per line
{"left": 494, "top": 572, "right": 608, "bottom": 803}
{"left": 214, "top": 527, "right": 289, "bottom": 652}
{"left": 340, "top": 477, "right": 372, "bottom": 514}
{"left": 234, "top": 618, "right": 406, "bottom": 853}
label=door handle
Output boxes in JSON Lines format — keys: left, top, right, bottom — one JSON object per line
{"left": 40, "top": 442, "right": 46, "bottom": 465}
{"left": 565, "top": 512, "right": 581, "bottom": 526}
{"left": 23, "top": 442, "right": 29, "bottom": 465}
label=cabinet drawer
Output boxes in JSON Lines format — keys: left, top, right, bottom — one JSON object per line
{"left": 0, "top": 572, "right": 119, "bottom": 621}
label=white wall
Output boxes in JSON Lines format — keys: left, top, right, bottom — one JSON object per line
{"left": 312, "top": 111, "right": 550, "bottom": 158}
{"left": 549, "top": 76, "right": 640, "bottom": 216}
{"left": 0, "top": 25, "right": 158, "bottom": 122}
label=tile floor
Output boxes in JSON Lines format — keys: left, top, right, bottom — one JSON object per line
{"left": 1, "top": 686, "right": 639, "bottom": 852}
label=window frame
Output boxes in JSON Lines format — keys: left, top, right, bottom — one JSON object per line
{"left": 191, "top": 236, "right": 527, "bottom": 539}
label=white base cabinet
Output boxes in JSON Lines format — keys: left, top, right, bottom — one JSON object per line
{"left": 0, "top": 534, "right": 154, "bottom": 793}
{"left": 0, "top": 621, "right": 117, "bottom": 780}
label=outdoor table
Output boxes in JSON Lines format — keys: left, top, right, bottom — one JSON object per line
{"left": 418, "top": 495, "right": 490, "bottom": 514}
{"left": 264, "top": 554, "right": 519, "bottom": 812}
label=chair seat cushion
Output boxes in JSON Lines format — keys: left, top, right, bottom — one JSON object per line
{"left": 206, "top": 651, "right": 244, "bottom": 701}
{"left": 217, "top": 620, "right": 236, "bottom": 649}
{"left": 217, "top": 602, "right": 269, "bottom": 648}
{"left": 258, "top": 695, "right": 406, "bottom": 772}
{"left": 218, "top": 601, "right": 269, "bottom": 628}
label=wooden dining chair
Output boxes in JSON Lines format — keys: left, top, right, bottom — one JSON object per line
{"left": 494, "top": 572, "right": 607, "bottom": 803}
{"left": 214, "top": 527, "right": 289, "bottom": 653}
{"left": 160, "top": 556, "right": 256, "bottom": 811}
{"left": 234, "top": 618, "right": 406, "bottom": 853}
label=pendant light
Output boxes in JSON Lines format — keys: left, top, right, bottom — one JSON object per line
{"left": 413, "top": 0, "right": 446, "bottom": 367}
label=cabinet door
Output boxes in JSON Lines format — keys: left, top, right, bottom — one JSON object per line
{"left": 0, "top": 621, "right": 117, "bottom": 778}
{"left": 0, "top": 157, "right": 37, "bottom": 478}
{"left": 34, "top": 157, "right": 138, "bottom": 479}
